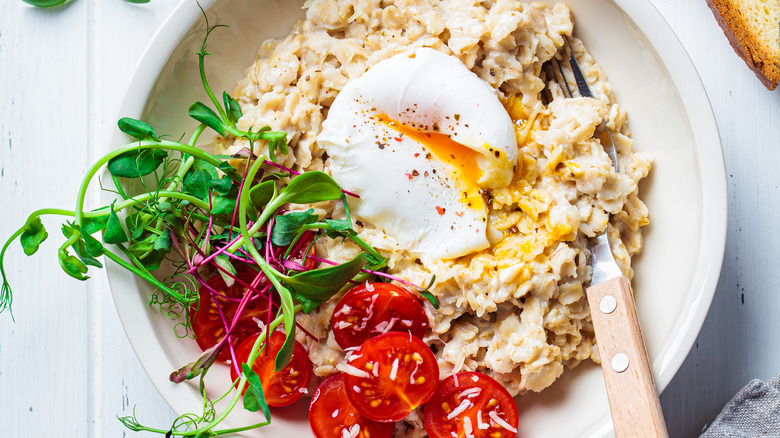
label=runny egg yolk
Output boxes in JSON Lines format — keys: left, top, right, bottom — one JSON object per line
{"left": 375, "top": 114, "right": 486, "bottom": 211}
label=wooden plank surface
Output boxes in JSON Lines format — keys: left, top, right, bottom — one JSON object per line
{"left": 0, "top": 0, "right": 778, "bottom": 437}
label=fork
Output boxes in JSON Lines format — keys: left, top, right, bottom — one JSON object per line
{"left": 543, "top": 37, "right": 669, "bottom": 438}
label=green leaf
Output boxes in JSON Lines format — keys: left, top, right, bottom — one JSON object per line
{"left": 223, "top": 92, "right": 243, "bottom": 125}
{"left": 22, "top": 0, "right": 70, "bottom": 7}
{"left": 58, "top": 252, "right": 88, "bottom": 280}
{"left": 210, "top": 177, "right": 233, "bottom": 196}
{"left": 183, "top": 168, "right": 212, "bottom": 199}
{"left": 324, "top": 218, "right": 352, "bottom": 232}
{"left": 104, "top": 207, "right": 128, "bottom": 244}
{"left": 283, "top": 253, "right": 366, "bottom": 312}
{"left": 418, "top": 290, "right": 440, "bottom": 309}
{"left": 139, "top": 249, "right": 166, "bottom": 271}
{"left": 271, "top": 209, "right": 317, "bottom": 247}
{"left": 278, "top": 171, "right": 342, "bottom": 205}
{"left": 189, "top": 102, "right": 225, "bottom": 136}
{"left": 249, "top": 180, "right": 276, "bottom": 210}
{"left": 125, "top": 0, "right": 151, "bottom": 3}
{"left": 107, "top": 148, "right": 168, "bottom": 178}
{"left": 20, "top": 217, "right": 48, "bottom": 256}
{"left": 183, "top": 158, "right": 220, "bottom": 199}
{"left": 242, "top": 363, "right": 271, "bottom": 420}
{"left": 125, "top": 213, "right": 151, "bottom": 240}
{"left": 62, "top": 224, "right": 102, "bottom": 268}
{"left": 80, "top": 227, "right": 104, "bottom": 258}
{"left": 265, "top": 133, "right": 289, "bottom": 163}
{"left": 214, "top": 255, "right": 236, "bottom": 287}
{"left": 81, "top": 215, "right": 109, "bottom": 235}
{"left": 153, "top": 231, "right": 172, "bottom": 252}
{"left": 117, "top": 117, "right": 158, "bottom": 141}
{"left": 218, "top": 161, "right": 242, "bottom": 181}
{"left": 127, "top": 234, "right": 156, "bottom": 254}
{"left": 210, "top": 194, "right": 238, "bottom": 215}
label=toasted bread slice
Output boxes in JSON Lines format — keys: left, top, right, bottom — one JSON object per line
{"left": 707, "top": 0, "right": 780, "bottom": 90}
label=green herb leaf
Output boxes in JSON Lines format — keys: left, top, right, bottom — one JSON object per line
{"left": 58, "top": 252, "right": 89, "bottom": 280}
{"left": 265, "top": 133, "right": 289, "bottom": 163}
{"left": 210, "top": 177, "right": 233, "bottom": 196}
{"left": 223, "top": 92, "right": 243, "bottom": 125}
{"left": 218, "top": 161, "right": 242, "bottom": 181}
{"left": 20, "top": 217, "right": 48, "bottom": 256}
{"left": 117, "top": 117, "right": 159, "bottom": 141}
{"left": 278, "top": 171, "right": 342, "bottom": 205}
{"left": 283, "top": 253, "right": 366, "bottom": 312}
{"left": 22, "top": 0, "right": 70, "bottom": 7}
{"left": 324, "top": 218, "right": 352, "bottom": 233}
{"left": 80, "top": 227, "right": 105, "bottom": 258}
{"left": 139, "top": 249, "right": 166, "bottom": 271}
{"left": 242, "top": 363, "right": 271, "bottom": 420}
{"left": 108, "top": 148, "right": 168, "bottom": 178}
{"left": 81, "top": 215, "right": 109, "bottom": 235}
{"left": 189, "top": 102, "right": 225, "bottom": 136}
{"left": 418, "top": 290, "right": 439, "bottom": 309}
{"left": 125, "top": 213, "right": 151, "bottom": 240}
{"left": 183, "top": 168, "right": 213, "bottom": 199}
{"left": 210, "top": 193, "right": 238, "bottom": 215}
{"left": 103, "top": 206, "right": 128, "bottom": 244}
{"left": 125, "top": 0, "right": 151, "bottom": 3}
{"left": 62, "top": 224, "right": 102, "bottom": 268}
{"left": 214, "top": 254, "right": 236, "bottom": 287}
{"left": 127, "top": 234, "right": 156, "bottom": 254}
{"left": 153, "top": 231, "right": 172, "bottom": 253}
{"left": 271, "top": 209, "right": 318, "bottom": 247}
{"left": 249, "top": 180, "right": 276, "bottom": 210}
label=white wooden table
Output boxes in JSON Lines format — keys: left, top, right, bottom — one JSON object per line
{"left": 0, "top": 1, "right": 778, "bottom": 437}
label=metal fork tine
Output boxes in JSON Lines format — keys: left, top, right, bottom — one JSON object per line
{"left": 554, "top": 58, "right": 574, "bottom": 99}
{"left": 564, "top": 36, "right": 592, "bottom": 99}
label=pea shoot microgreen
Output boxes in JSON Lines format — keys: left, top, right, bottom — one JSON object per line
{"left": 0, "top": 8, "right": 440, "bottom": 437}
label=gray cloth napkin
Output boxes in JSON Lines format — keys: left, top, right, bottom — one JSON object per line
{"left": 700, "top": 373, "right": 780, "bottom": 437}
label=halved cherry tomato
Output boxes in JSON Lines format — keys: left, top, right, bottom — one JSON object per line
{"left": 331, "top": 282, "right": 429, "bottom": 350}
{"left": 343, "top": 331, "right": 439, "bottom": 422}
{"left": 423, "top": 372, "right": 519, "bottom": 438}
{"left": 190, "top": 267, "right": 272, "bottom": 361}
{"left": 230, "top": 331, "right": 312, "bottom": 407}
{"left": 309, "top": 374, "right": 395, "bottom": 438}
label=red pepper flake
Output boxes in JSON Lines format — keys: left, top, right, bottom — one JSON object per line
{"left": 455, "top": 211, "right": 464, "bottom": 217}
{"left": 436, "top": 206, "right": 446, "bottom": 215}
{"left": 414, "top": 153, "right": 420, "bottom": 157}
{"left": 394, "top": 137, "right": 403, "bottom": 142}
{"left": 405, "top": 173, "right": 414, "bottom": 180}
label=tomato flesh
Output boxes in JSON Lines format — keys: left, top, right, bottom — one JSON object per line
{"left": 423, "top": 372, "right": 519, "bottom": 438}
{"left": 331, "top": 282, "right": 429, "bottom": 350}
{"left": 343, "top": 331, "right": 439, "bottom": 422}
{"left": 309, "top": 374, "right": 395, "bottom": 438}
{"left": 231, "top": 331, "right": 312, "bottom": 407}
{"left": 190, "top": 267, "right": 272, "bottom": 361}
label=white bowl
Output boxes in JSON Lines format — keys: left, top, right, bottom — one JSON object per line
{"left": 105, "top": 0, "right": 727, "bottom": 436}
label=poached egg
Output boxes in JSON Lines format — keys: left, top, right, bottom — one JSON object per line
{"left": 318, "top": 48, "right": 518, "bottom": 263}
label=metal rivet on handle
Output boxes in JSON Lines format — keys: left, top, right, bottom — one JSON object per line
{"left": 599, "top": 295, "right": 617, "bottom": 314}
{"left": 611, "top": 353, "right": 629, "bottom": 373}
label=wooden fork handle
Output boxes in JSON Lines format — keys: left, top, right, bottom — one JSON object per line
{"left": 586, "top": 276, "right": 669, "bottom": 438}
